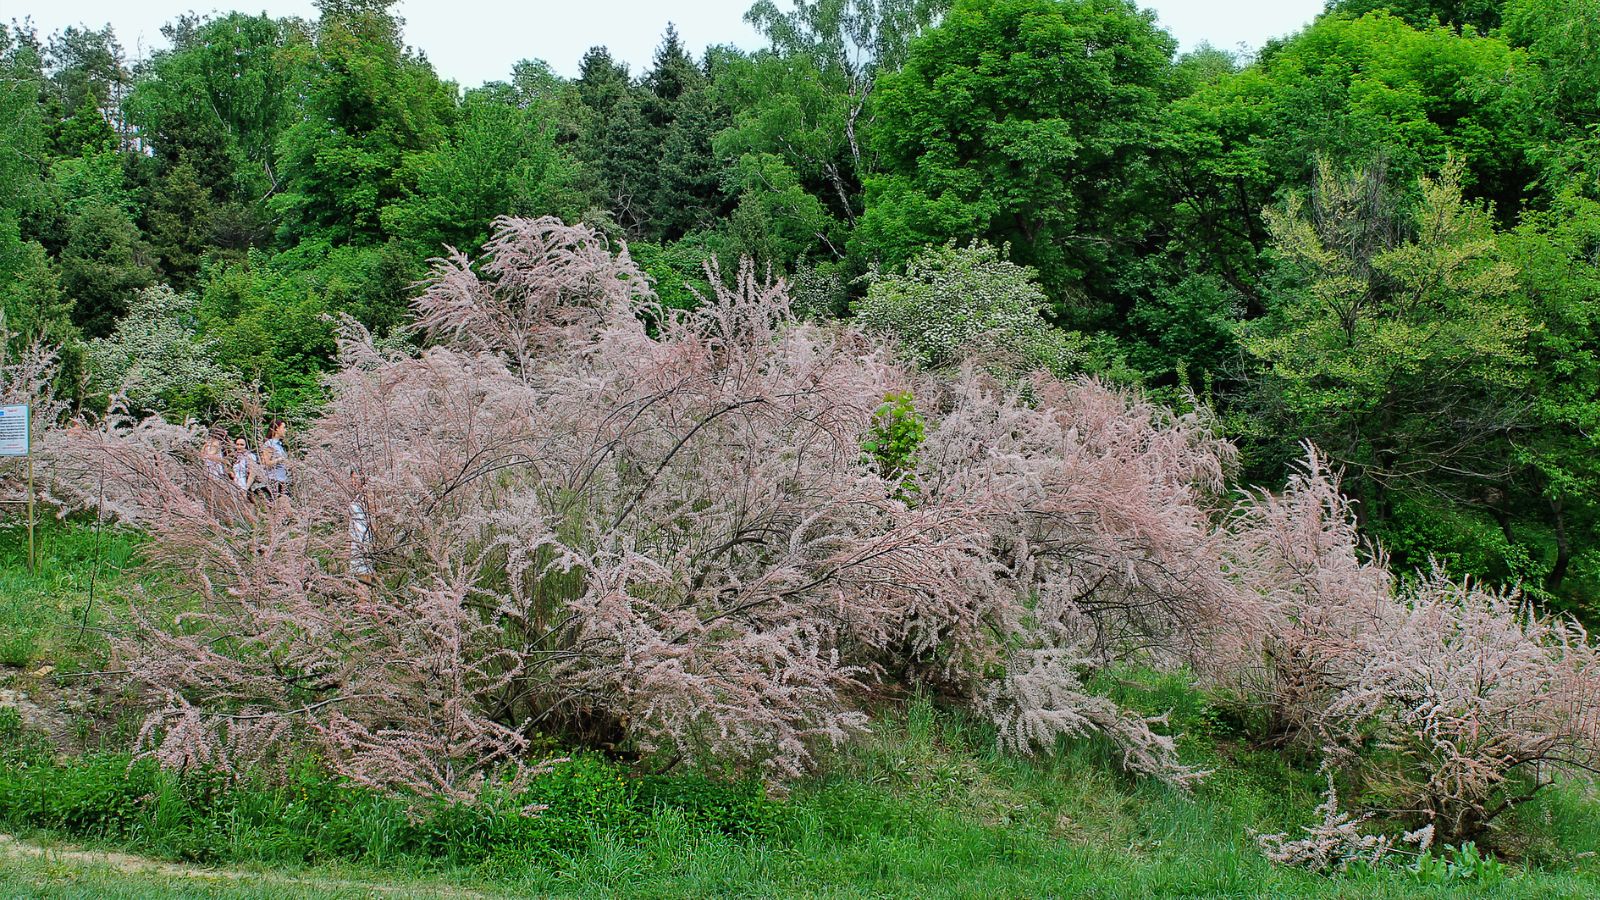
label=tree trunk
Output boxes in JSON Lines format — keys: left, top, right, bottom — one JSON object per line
{"left": 1547, "top": 497, "right": 1571, "bottom": 594}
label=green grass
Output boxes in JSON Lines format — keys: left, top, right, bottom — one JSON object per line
{"left": 2, "top": 698, "right": 1598, "bottom": 898}
{"left": 2, "top": 523, "right": 1599, "bottom": 897}
{"left": 0, "top": 518, "right": 143, "bottom": 672}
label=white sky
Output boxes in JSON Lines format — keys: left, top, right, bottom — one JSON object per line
{"left": 14, "top": 0, "right": 1325, "bottom": 85}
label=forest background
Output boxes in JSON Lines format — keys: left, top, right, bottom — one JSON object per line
{"left": 3, "top": 0, "right": 1599, "bottom": 614}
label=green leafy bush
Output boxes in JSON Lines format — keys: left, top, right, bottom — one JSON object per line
{"left": 0, "top": 754, "right": 160, "bottom": 838}
{"left": 1408, "top": 842, "right": 1509, "bottom": 887}
{"left": 418, "top": 754, "right": 638, "bottom": 864}
{"left": 628, "top": 237, "right": 715, "bottom": 313}
{"left": 862, "top": 390, "right": 925, "bottom": 501}
{"left": 1375, "top": 495, "right": 1548, "bottom": 590}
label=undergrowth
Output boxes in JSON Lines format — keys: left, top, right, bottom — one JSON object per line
{"left": 0, "top": 717, "right": 777, "bottom": 871}
{"left": 2, "top": 525, "right": 1599, "bottom": 897}
{"left": 0, "top": 518, "right": 142, "bottom": 671}
{"left": 3, "top": 696, "right": 1600, "bottom": 898}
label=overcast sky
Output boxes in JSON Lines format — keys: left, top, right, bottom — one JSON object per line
{"left": 18, "top": 0, "right": 1326, "bottom": 85}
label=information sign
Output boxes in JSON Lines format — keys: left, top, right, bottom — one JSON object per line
{"left": 0, "top": 404, "right": 27, "bottom": 457}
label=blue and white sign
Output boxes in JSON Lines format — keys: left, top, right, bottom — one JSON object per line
{"left": 0, "top": 404, "right": 28, "bottom": 457}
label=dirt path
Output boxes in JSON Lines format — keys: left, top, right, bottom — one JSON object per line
{"left": 0, "top": 834, "right": 498, "bottom": 898}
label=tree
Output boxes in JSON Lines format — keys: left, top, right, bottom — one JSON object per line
{"left": 60, "top": 203, "right": 156, "bottom": 338}
{"left": 271, "top": 1, "right": 452, "bottom": 245}
{"left": 855, "top": 0, "right": 1176, "bottom": 323}
{"left": 125, "top": 12, "right": 308, "bottom": 240}
{"left": 0, "top": 221, "right": 71, "bottom": 348}
{"left": 572, "top": 46, "right": 644, "bottom": 231}
{"left": 1241, "top": 158, "right": 1530, "bottom": 523}
{"left": 1124, "top": 274, "right": 1246, "bottom": 394}
{"left": 1325, "top": 0, "right": 1503, "bottom": 33}
{"left": 574, "top": 46, "right": 630, "bottom": 115}
{"left": 143, "top": 162, "right": 221, "bottom": 288}
{"left": 0, "top": 24, "right": 50, "bottom": 223}
{"left": 626, "top": 237, "right": 714, "bottom": 312}
{"left": 382, "top": 84, "right": 581, "bottom": 254}
{"left": 194, "top": 243, "right": 400, "bottom": 411}
{"left": 508, "top": 58, "right": 582, "bottom": 147}
{"left": 1170, "top": 43, "right": 1240, "bottom": 97}
{"left": 1501, "top": 187, "right": 1600, "bottom": 598}
{"left": 650, "top": 84, "right": 732, "bottom": 241}
{"left": 743, "top": 0, "right": 949, "bottom": 182}
{"left": 718, "top": 153, "right": 842, "bottom": 273}
{"left": 582, "top": 91, "right": 658, "bottom": 238}
{"left": 636, "top": 27, "right": 736, "bottom": 241}
{"left": 1158, "top": 10, "right": 1540, "bottom": 306}
{"left": 642, "top": 23, "right": 702, "bottom": 121}
{"left": 1503, "top": 0, "right": 1600, "bottom": 137}
{"left": 711, "top": 1, "right": 945, "bottom": 269}
{"left": 0, "top": 25, "right": 71, "bottom": 348}
{"left": 42, "top": 25, "right": 132, "bottom": 152}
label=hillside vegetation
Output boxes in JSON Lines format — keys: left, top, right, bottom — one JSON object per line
{"left": 3, "top": 526, "right": 1599, "bottom": 898}
{"left": 3, "top": 0, "right": 1600, "bottom": 895}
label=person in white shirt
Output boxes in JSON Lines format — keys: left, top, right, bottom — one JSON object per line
{"left": 231, "top": 436, "right": 257, "bottom": 492}
{"left": 258, "top": 419, "right": 291, "bottom": 501}
{"left": 349, "top": 467, "right": 375, "bottom": 582}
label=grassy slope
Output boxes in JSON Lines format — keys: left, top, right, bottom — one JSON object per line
{"left": 0, "top": 519, "right": 142, "bottom": 672}
{"left": 2, "top": 522, "right": 1598, "bottom": 899}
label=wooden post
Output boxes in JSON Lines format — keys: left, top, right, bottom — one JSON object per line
{"left": 26, "top": 453, "right": 34, "bottom": 576}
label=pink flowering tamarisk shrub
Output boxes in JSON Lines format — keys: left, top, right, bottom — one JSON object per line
{"left": 1209, "top": 449, "right": 1393, "bottom": 750}
{"left": 1216, "top": 452, "right": 1600, "bottom": 843}
{"left": 910, "top": 373, "right": 1240, "bottom": 785}
{"left": 54, "top": 215, "right": 1600, "bottom": 824}
{"left": 1326, "top": 571, "right": 1600, "bottom": 842}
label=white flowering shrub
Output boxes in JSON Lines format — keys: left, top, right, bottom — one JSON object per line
{"left": 86, "top": 285, "right": 241, "bottom": 418}
{"left": 853, "top": 242, "right": 1098, "bottom": 379}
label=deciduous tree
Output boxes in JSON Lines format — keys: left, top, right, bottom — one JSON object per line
{"left": 856, "top": 0, "right": 1175, "bottom": 323}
